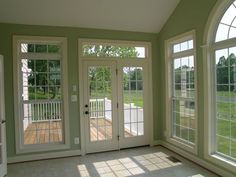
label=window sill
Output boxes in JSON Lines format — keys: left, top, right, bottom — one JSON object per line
{"left": 167, "top": 137, "right": 197, "bottom": 155}
{"left": 205, "top": 153, "right": 236, "bottom": 173}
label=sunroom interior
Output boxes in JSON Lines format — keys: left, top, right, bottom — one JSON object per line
{"left": 0, "top": 0, "right": 236, "bottom": 177}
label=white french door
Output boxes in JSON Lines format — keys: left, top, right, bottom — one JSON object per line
{"left": 117, "top": 61, "right": 149, "bottom": 149}
{"left": 83, "top": 61, "right": 119, "bottom": 153}
{"left": 83, "top": 60, "right": 149, "bottom": 153}
{"left": 0, "top": 55, "right": 7, "bottom": 177}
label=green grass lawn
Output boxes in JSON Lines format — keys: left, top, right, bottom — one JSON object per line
{"left": 174, "top": 90, "right": 236, "bottom": 159}
{"left": 29, "top": 88, "right": 61, "bottom": 100}
{"left": 90, "top": 90, "right": 143, "bottom": 108}
{"left": 28, "top": 88, "right": 236, "bottom": 159}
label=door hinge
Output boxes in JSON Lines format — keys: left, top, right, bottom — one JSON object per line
{"left": 117, "top": 102, "right": 119, "bottom": 108}
{"left": 117, "top": 135, "right": 120, "bottom": 141}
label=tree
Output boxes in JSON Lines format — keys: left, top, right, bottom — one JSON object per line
{"left": 123, "top": 68, "right": 143, "bottom": 90}
{"left": 83, "top": 45, "right": 139, "bottom": 58}
{"left": 216, "top": 53, "right": 236, "bottom": 91}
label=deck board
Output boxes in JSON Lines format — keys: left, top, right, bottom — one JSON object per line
{"left": 24, "top": 118, "right": 133, "bottom": 144}
{"left": 24, "top": 121, "right": 62, "bottom": 145}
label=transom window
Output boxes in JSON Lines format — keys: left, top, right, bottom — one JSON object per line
{"left": 166, "top": 31, "right": 197, "bottom": 152}
{"left": 13, "top": 36, "right": 69, "bottom": 153}
{"left": 173, "top": 39, "right": 193, "bottom": 53}
{"left": 80, "top": 40, "right": 147, "bottom": 59}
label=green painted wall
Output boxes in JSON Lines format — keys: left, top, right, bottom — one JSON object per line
{"left": 159, "top": 0, "right": 235, "bottom": 175}
{"left": 0, "top": 23, "right": 159, "bottom": 157}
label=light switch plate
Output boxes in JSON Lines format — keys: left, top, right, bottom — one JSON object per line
{"left": 72, "top": 85, "right": 77, "bottom": 92}
{"left": 74, "top": 137, "right": 80, "bottom": 144}
{"left": 71, "top": 95, "right": 77, "bottom": 102}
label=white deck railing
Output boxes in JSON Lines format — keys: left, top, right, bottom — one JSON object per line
{"left": 23, "top": 100, "right": 62, "bottom": 130}
{"left": 89, "top": 98, "right": 144, "bottom": 135}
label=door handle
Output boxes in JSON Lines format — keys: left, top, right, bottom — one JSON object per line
{"left": 1, "top": 120, "right": 6, "bottom": 124}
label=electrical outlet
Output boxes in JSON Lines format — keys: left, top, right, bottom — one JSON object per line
{"left": 74, "top": 137, "right": 80, "bottom": 144}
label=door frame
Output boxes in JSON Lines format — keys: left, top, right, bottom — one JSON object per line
{"left": 78, "top": 39, "right": 153, "bottom": 155}
{"left": 0, "top": 55, "right": 7, "bottom": 177}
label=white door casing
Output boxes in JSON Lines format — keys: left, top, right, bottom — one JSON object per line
{"left": 0, "top": 55, "right": 7, "bottom": 177}
{"left": 78, "top": 39, "right": 153, "bottom": 154}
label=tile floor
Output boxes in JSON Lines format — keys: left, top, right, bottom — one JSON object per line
{"left": 7, "top": 146, "right": 219, "bottom": 177}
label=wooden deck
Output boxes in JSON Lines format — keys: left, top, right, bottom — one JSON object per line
{"left": 90, "top": 118, "right": 133, "bottom": 141}
{"left": 24, "top": 118, "right": 133, "bottom": 144}
{"left": 24, "top": 121, "right": 62, "bottom": 145}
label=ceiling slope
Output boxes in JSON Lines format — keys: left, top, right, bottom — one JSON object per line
{"left": 0, "top": 0, "right": 180, "bottom": 33}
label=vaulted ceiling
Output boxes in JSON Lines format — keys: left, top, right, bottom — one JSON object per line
{"left": 0, "top": 0, "right": 180, "bottom": 33}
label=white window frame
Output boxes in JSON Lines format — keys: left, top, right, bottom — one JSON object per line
{"left": 165, "top": 30, "right": 198, "bottom": 154}
{"left": 203, "top": 0, "right": 236, "bottom": 172}
{"left": 13, "top": 35, "right": 70, "bottom": 154}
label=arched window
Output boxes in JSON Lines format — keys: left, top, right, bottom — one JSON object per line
{"left": 215, "top": 1, "right": 236, "bottom": 42}
{"left": 205, "top": 0, "right": 236, "bottom": 171}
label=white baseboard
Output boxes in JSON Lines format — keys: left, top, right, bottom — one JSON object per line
{"left": 159, "top": 140, "right": 235, "bottom": 177}
{"left": 8, "top": 150, "right": 81, "bottom": 164}
{"left": 152, "top": 140, "right": 162, "bottom": 146}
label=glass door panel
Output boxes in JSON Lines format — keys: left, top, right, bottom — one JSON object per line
{"left": 88, "top": 66, "right": 113, "bottom": 142}
{"left": 84, "top": 61, "right": 149, "bottom": 153}
{"left": 123, "top": 67, "right": 144, "bottom": 138}
{"left": 84, "top": 61, "right": 118, "bottom": 153}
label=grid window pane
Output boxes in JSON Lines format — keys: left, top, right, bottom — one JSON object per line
{"left": 171, "top": 38, "right": 196, "bottom": 146}
{"left": 231, "top": 140, "right": 236, "bottom": 158}
{"left": 123, "top": 67, "right": 144, "bottom": 137}
{"left": 21, "top": 42, "right": 63, "bottom": 146}
{"left": 23, "top": 102, "right": 63, "bottom": 145}
{"left": 173, "top": 56, "right": 195, "bottom": 98}
{"left": 88, "top": 66, "right": 113, "bottom": 142}
{"left": 173, "top": 40, "right": 193, "bottom": 53}
{"left": 217, "top": 136, "right": 230, "bottom": 156}
{"left": 215, "top": 47, "right": 236, "bottom": 160}
{"left": 21, "top": 43, "right": 61, "bottom": 54}
{"left": 215, "top": 3, "right": 236, "bottom": 42}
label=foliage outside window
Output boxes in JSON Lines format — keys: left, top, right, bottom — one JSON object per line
{"left": 82, "top": 43, "right": 146, "bottom": 58}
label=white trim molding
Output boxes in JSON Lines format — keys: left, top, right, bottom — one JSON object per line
{"left": 8, "top": 150, "right": 81, "bottom": 164}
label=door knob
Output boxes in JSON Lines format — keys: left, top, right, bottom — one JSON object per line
{"left": 85, "top": 104, "right": 88, "bottom": 108}
{"left": 84, "top": 111, "right": 89, "bottom": 115}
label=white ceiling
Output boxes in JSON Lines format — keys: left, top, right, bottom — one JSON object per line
{"left": 0, "top": 0, "right": 180, "bottom": 33}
